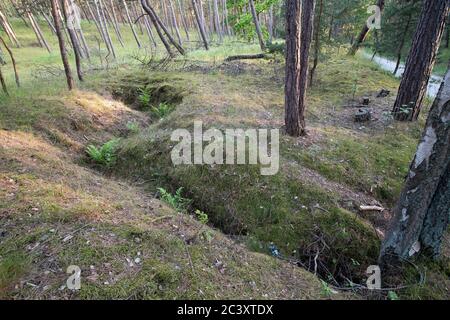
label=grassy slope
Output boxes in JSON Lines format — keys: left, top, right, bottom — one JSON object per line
{"left": 0, "top": 87, "right": 335, "bottom": 299}
{"left": 0, "top": 18, "right": 448, "bottom": 299}
{"left": 108, "top": 53, "right": 449, "bottom": 298}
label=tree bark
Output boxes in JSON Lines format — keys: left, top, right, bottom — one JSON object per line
{"left": 392, "top": 0, "right": 449, "bottom": 121}
{"left": 380, "top": 62, "right": 450, "bottom": 264}
{"left": 50, "top": 0, "right": 74, "bottom": 90}
{"left": 123, "top": 0, "right": 142, "bottom": 48}
{"left": 61, "top": 0, "right": 83, "bottom": 81}
{"left": 0, "top": 34, "right": 19, "bottom": 87}
{"left": 299, "top": 0, "right": 315, "bottom": 113}
{"left": 192, "top": 0, "right": 209, "bottom": 50}
{"left": 249, "top": 0, "right": 265, "bottom": 51}
{"left": 141, "top": 0, "right": 174, "bottom": 56}
{"left": 347, "top": 0, "right": 385, "bottom": 56}
{"left": 284, "top": 0, "right": 303, "bottom": 137}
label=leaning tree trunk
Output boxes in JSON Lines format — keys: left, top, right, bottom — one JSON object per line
{"left": 142, "top": 0, "right": 185, "bottom": 55}
{"left": 380, "top": 61, "right": 450, "bottom": 265}
{"left": 347, "top": 0, "right": 385, "bottom": 56}
{"left": 0, "top": 35, "right": 19, "bottom": 87}
{"left": 61, "top": 0, "right": 83, "bottom": 81}
{"left": 0, "top": 9, "right": 20, "bottom": 47}
{"left": 192, "top": 0, "right": 209, "bottom": 50}
{"left": 249, "top": 0, "right": 265, "bottom": 51}
{"left": 50, "top": 0, "right": 74, "bottom": 90}
{"left": 392, "top": 0, "right": 449, "bottom": 121}
{"left": 123, "top": 0, "right": 142, "bottom": 48}
{"left": 141, "top": 0, "right": 174, "bottom": 56}
{"left": 284, "top": 0, "right": 303, "bottom": 137}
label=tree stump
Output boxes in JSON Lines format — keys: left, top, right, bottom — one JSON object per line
{"left": 354, "top": 108, "right": 371, "bottom": 122}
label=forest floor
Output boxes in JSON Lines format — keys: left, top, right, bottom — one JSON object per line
{"left": 0, "top": 20, "right": 449, "bottom": 300}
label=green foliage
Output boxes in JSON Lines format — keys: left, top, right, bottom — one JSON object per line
{"left": 138, "top": 88, "right": 152, "bottom": 107}
{"left": 388, "top": 291, "right": 399, "bottom": 300}
{"left": 86, "top": 139, "right": 120, "bottom": 167}
{"left": 195, "top": 209, "right": 209, "bottom": 225}
{"left": 157, "top": 187, "right": 191, "bottom": 212}
{"left": 150, "top": 102, "right": 175, "bottom": 119}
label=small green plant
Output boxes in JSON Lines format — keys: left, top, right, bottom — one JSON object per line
{"left": 157, "top": 187, "right": 191, "bottom": 212}
{"left": 388, "top": 291, "right": 399, "bottom": 300}
{"left": 126, "top": 121, "right": 140, "bottom": 134}
{"left": 195, "top": 209, "right": 209, "bottom": 225}
{"left": 320, "top": 280, "right": 334, "bottom": 297}
{"left": 150, "top": 102, "right": 174, "bottom": 119}
{"left": 86, "top": 138, "right": 120, "bottom": 167}
{"left": 138, "top": 88, "right": 151, "bottom": 107}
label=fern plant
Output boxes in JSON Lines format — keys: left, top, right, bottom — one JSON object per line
{"left": 157, "top": 187, "right": 191, "bottom": 212}
{"left": 138, "top": 88, "right": 151, "bottom": 107}
{"left": 86, "top": 138, "right": 120, "bottom": 167}
{"left": 150, "top": 102, "right": 174, "bottom": 119}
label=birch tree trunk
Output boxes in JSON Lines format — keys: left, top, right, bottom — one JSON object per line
{"left": 380, "top": 62, "right": 450, "bottom": 263}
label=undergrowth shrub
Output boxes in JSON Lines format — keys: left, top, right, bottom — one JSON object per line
{"left": 157, "top": 187, "right": 191, "bottom": 212}
{"left": 86, "top": 139, "right": 120, "bottom": 168}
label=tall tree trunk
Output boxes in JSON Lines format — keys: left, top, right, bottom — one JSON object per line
{"left": 177, "top": 0, "right": 190, "bottom": 40}
{"left": 213, "top": 0, "right": 223, "bottom": 42}
{"left": 268, "top": 5, "right": 274, "bottom": 42}
{"left": 192, "top": 0, "right": 209, "bottom": 50}
{"left": 309, "top": 0, "right": 323, "bottom": 87}
{"left": 347, "top": 0, "right": 385, "bottom": 56}
{"left": 249, "top": 0, "right": 265, "bottom": 51}
{"left": 299, "top": 0, "right": 315, "bottom": 115}
{"left": 27, "top": 10, "right": 52, "bottom": 53}
{"left": 61, "top": 0, "right": 83, "bottom": 81}
{"left": 168, "top": 0, "right": 183, "bottom": 45}
{"left": 380, "top": 62, "right": 450, "bottom": 264}
{"left": 393, "top": 14, "right": 412, "bottom": 76}
{"left": 392, "top": 0, "right": 449, "bottom": 121}
{"left": 0, "top": 9, "right": 20, "bottom": 47}
{"left": 284, "top": 0, "right": 303, "bottom": 137}
{"left": 50, "top": 0, "right": 74, "bottom": 90}
{"left": 123, "top": 0, "right": 142, "bottom": 48}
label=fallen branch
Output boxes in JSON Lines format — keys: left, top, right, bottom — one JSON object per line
{"left": 224, "top": 53, "right": 266, "bottom": 62}
{"left": 359, "top": 205, "right": 385, "bottom": 212}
